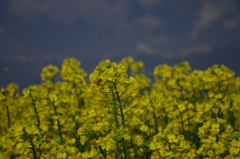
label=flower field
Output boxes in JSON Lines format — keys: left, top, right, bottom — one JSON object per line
{"left": 1, "top": 57, "right": 240, "bottom": 159}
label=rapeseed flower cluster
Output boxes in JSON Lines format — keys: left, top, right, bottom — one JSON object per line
{"left": 0, "top": 57, "right": 240, "bottom": 159}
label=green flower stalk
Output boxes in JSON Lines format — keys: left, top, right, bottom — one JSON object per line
{"left": 29, "top": 91, "right": 41, "bottom": 129}
{"left": 89, "top": 59, "right": 140, "bottom": 158}
{"left": 50, "top": 98, "right": 64, "bottom": 145}
{"left": 6, "top": 105, "right": 11, "bottom": 129}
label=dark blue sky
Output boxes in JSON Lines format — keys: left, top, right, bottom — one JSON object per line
{"left": 1, "top": 0, "right": 240, "bottom": 89}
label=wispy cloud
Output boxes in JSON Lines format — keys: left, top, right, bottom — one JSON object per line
{"left": 223, "top": 19, "right": 239, "bottom": 29}
{"left": 180, "top": 44, "right": 212, "bottom": 57}
{"left": 8, "top": 0, "right": 128, "bottom": 25}
{"left": 0, "top": 26, "right": 24, "bottom": 52}
{"left": 191, "top": 0, "right": 239, "bottom": 37}
{"left": 137, "top": 13, "right": 164, "bottom": 27}
{"left": 136, "top": 43, "right": 155, "bottom": 55}
{"left": 137, "top": 0, "right": 160, "bottom": 8}
{"left": 123, "top": 13, "right": 165, "bottom": 34}
{"left": 159, "top": 53, "right": 174, "bottom": 59}
{"left": 191, "top": 1, "right": 224, "bottom": 37}
{"left": 151, "top": 36, "right": 170, "bottom": 45}
{"left": 6, "top": 36, "right": 24, "bottom": 49}
{"left": 135, "top": 35, "right": 170, "bottom": 56}
{"left": 135, "top": 42, "right": 173, "bottom": 58}
{"left": 3, "top": 54, "right": 62, "bottom": 64}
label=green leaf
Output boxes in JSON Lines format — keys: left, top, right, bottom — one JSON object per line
{"left": 230, "top": 131, "right": 240, "bottom": 139}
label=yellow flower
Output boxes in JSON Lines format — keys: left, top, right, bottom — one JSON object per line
{"left": 25, "top": 125, "right": 39, "bottom": 135}
{"left": 124, "top": 133, "right": 131, "bottom": 141}
{"left": 168, "top": 134, "right": 178, "bottom": 143}
{"left": 178, "top": 103, "right": 185, "bottom": 111}
{"left": 80, "top": 136, "right": 88, "bottom": 145}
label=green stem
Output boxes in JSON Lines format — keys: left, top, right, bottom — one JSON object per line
{"left": 121, "top": 138, "right": 129, "bottom": 159}
{"left": 150, "top": 104, "right": 158, "bottom": 135}
{"left": 179, "top": 110, "right": 185, "bottom": 135}
{"left": 6, "top": 106, "right": 11, "bottom": 129}
{"left": 218, "top": 82, "right": 222, "bottom": 93}
{"left": 153, "top": 111, "right": 159, "bottom": 135}
{"left": 30, "top": 93, "right": 41, "bottom": 128}
{"left": 111, "top": 86, "right": 120, "bottom": 158}
{"left": 93, "top": 131, "right": 107, "bottom": 158}
{"left": 73, "top": 118, "right": 84, "bottom": 152}
{"left": 114, "top": 140, "right": 119, "bottom": 159}
{"left": 113, "top": 83, "right": 126, "bottom": 128}
{"left": 111, "top": 86, "right": 120, "bottom": 129}
{"left": 77, "top": 91, "right": 84, "bottom": 111}
{"left": 229, "top": 98, "right": 235, "bottom": 130}
{"left": 181, "top": 89, "right": 184, "bottom": 99}
{"left": 193, "top": 89, "right": 197, "bottom": 111}
{"left": 163, "top": 108, "right": 168, "bottom": 126}
{"left": 113, "top": 82, "right": 129, "bottom": 159}
{"left": 52, "top": 101, "right": 64, "bottom": 145}
{"left": 168, "top": 143, "right": 171, "bottom": 152}
{"left": 29, "top": 135, "right": 38, "bottom": 159}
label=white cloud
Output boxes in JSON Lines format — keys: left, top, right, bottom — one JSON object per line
{"left": 158, "top": 52, "right": 173, "bottom": 59}
{"left": 151, "top": 36, "right": 170, "bottom": 45}
{"left": 167, "top": 0, "right": 201, "bottom": 13}
{"left": 223, "top": 19, "right": 239, "bottom": 29}
{"left": 137, "top": 13, "right": 164, "bottom": 27}
{"left": 0, "top": 26, "right": 24, "bottom": 51}
{"left": 137, "top": 0, "right": 159, "bottom": 8}
{"left": 3, "top": 54, "right": 61, "bottom": 63}
{"left": 191, "top": 1, "right": 224, "bottom": 37}
{"left": 8, "top": 0, "right": 128, "bottom": 25}
{"left": 135, "top": 41, "right": 173, "bottom": 58}
{"left": 136, "top": 43, "right": 155, "bottom": 55}
{"left": 123, "top": 13, "right": 165, "bottom": 33}
{"left": 180, "top": 44, "right": 211, "bottom": 57}
{"left": 6, "top": 36, "right": 24, "bottom": 49}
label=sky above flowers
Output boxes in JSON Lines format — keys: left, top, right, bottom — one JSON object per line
{"left": 0, "top": 0, "right": 240, "bottom": 89}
